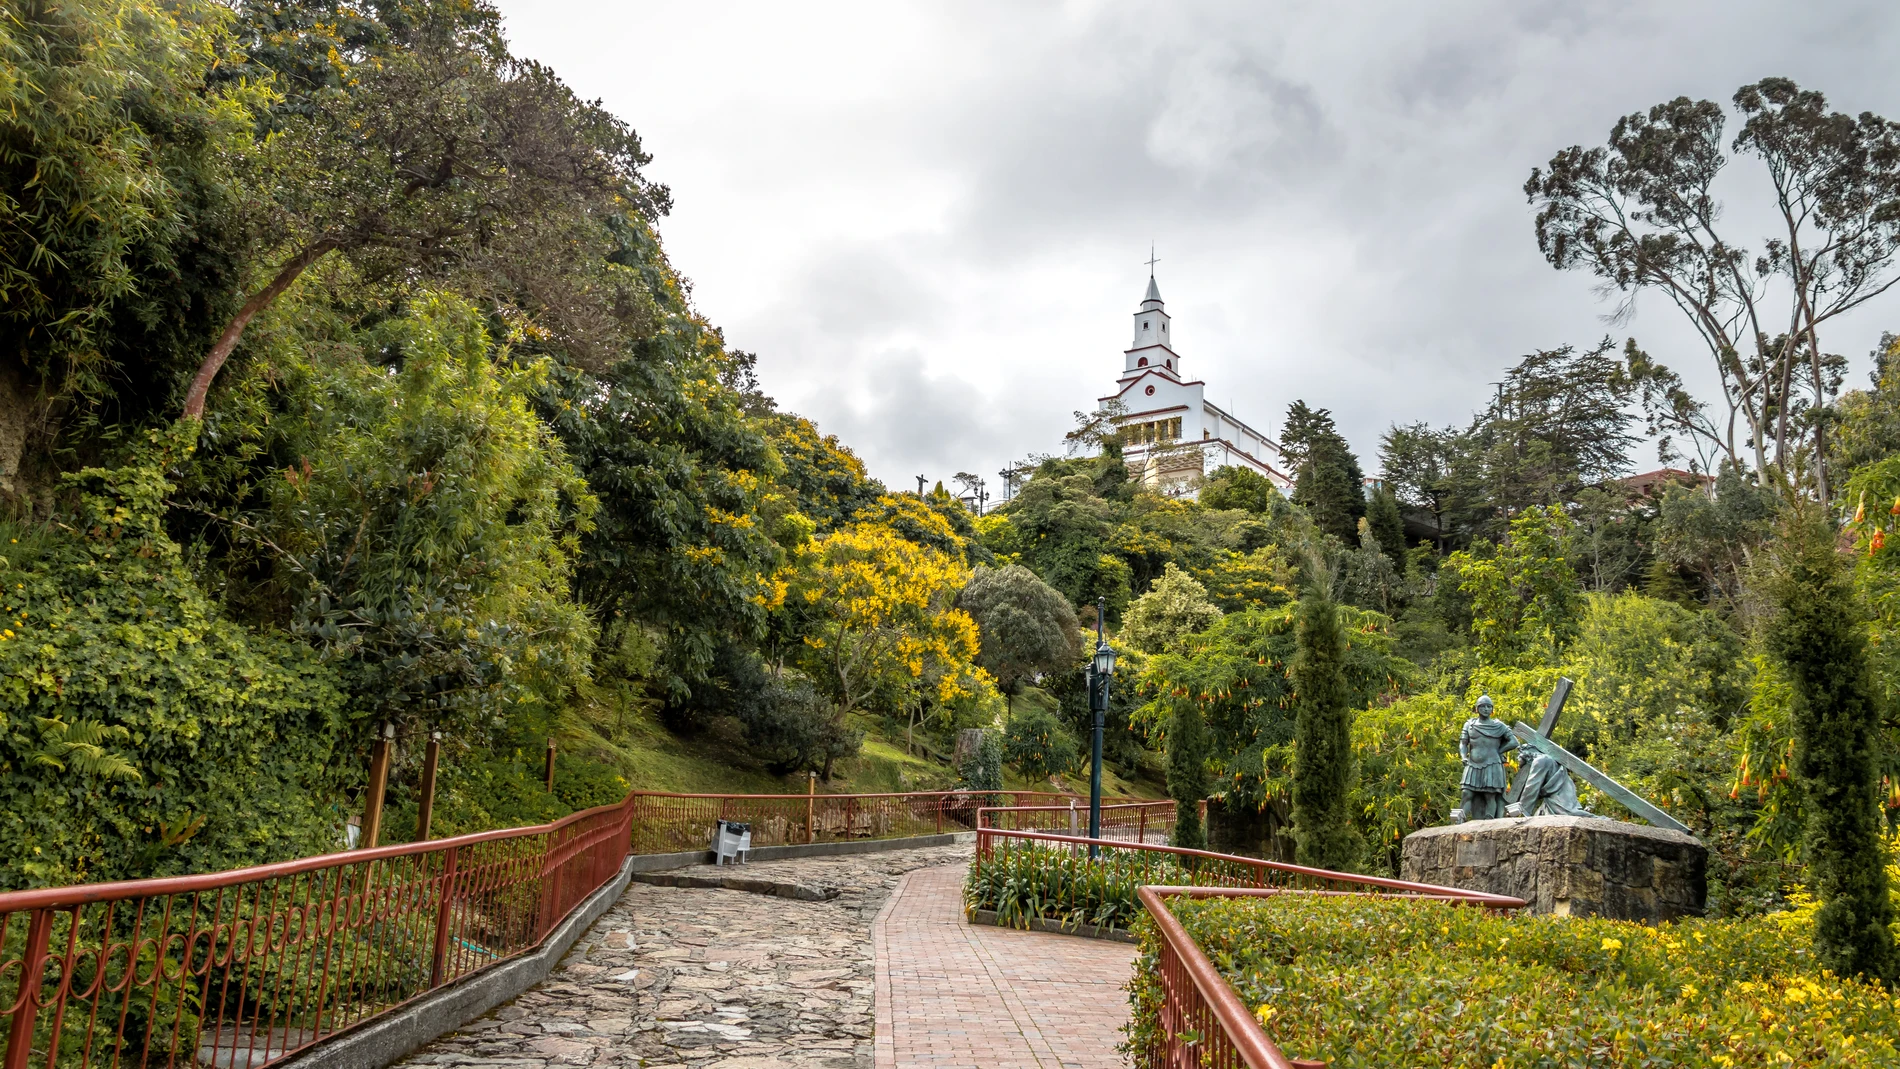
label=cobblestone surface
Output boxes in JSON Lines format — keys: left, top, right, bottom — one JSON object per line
{"left": 397, "top": 845, "right": 968, "bottom": 1069}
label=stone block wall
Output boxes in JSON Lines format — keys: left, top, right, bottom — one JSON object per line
{"left": 1400, "top": 815, "right": 1707, "bottom": 922}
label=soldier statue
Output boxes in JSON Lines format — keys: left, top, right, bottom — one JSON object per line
{"left": 1456, "top": 695, "right": 1519, "bottom": 822}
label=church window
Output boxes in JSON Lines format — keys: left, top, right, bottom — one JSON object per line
{"left": 1138, "top": 357, "right": 1148, "bottom": 367}
{"left": 1145, "top": 385, "right": 1155, "bottom": 396}
{"left": 1142, "top": 321, "right": 1149, "bottom": 329}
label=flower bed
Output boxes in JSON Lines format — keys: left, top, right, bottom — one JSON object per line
{"left": 1127, "top": 893, "right": 1900, "bottom": 1068}
{"left": 964, "top": 841, "right": 1193, "bottom": 933}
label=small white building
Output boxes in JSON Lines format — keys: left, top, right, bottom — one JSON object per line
{"left": 1097, "top": 276, "right": 1292, "bottom": 497}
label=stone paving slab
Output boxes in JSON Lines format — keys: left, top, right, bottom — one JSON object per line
{"left": 394, "top": 845, "right": 966, "bottom": 1069}
{"left": 873, "top": 864, "right": 1135, "bottom": 1069}
{"left": 391, "top": 843, "right": 1133, "bottom": 1069}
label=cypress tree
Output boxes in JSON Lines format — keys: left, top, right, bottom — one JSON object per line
{"left": 1291, "top": 591, "right": 1358, "bottom": 871}
{"left": 1764, "top": 508, "right": 1894, "bottom": 983}
{"left": 1367, "top": 486, "right": 1407, "bottom": 569}
{"left": 1167, "top": 702, "right": 1212, "bottom": 850}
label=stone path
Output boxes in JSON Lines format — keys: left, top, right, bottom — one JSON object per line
{"left": 393, "top": 842, "right": 1134, "bottom": 1069}
{"left": 872, "top": 865, "right": 1135, "bottom": 1069}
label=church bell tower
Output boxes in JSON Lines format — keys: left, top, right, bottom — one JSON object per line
{"left": 1125, "top": 275, "right": 1179, "bottom": 379}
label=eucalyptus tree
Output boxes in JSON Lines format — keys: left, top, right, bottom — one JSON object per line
{"left": 1527, "top": 78, "right": 1900, "bottom": 498}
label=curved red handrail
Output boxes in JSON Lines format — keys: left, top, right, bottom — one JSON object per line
{"left": 972, "top": 825, "right": 1528, "bottom": 906}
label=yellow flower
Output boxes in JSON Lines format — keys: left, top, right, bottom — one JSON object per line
{"left": 1601, "top": 938, "right": 1623, "bottom": 952}
{"left": 1681, "top": 983, "right": 1699, "bottom": 999}
{"left": 1253, "top": 1004, "right": 1274, "bottom": 1023}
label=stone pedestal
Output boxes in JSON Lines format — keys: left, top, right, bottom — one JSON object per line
{"left": 1400, "top": 815, "right": 1706, "bottom": 922}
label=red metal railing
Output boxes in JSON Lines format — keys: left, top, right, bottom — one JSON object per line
{"left": 0, "top": 796, "right": 633, "bottom": 1069}
{"left": 976, "top": 801, "right": 1176, "bottom": 842}
{"left": 966, "top": 829, "right": 1525, "bottom": 1069}
{"left": 625, "top": 790, "right": 1147, "bottom": 854}
{"left": 0, "top": 788, "right": 1148, "bottom": 1069}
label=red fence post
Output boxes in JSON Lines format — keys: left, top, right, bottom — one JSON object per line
{"left": 429, "top": 846, "right": 460, "bottom": 988}
{"left": 3, "top": 909, "right": 53, "bottom": 1069}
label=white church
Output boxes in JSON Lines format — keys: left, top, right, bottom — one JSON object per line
{"left": 1098, "top": 275, "right": 1292, "bottom": 497}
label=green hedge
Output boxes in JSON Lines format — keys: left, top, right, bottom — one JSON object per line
{"left": 1127, "top": 894, "right": 1900, "bottom": 1068}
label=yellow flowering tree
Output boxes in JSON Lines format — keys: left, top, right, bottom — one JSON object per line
{"left": 783, "top": 523, "right": 995, "bottom": 774}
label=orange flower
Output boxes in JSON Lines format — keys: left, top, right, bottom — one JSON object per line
{"left": 1872, "top": 529, "right": 1887, "bottom": 555}
{"left": 1890, "top": 496, "right": 1900, "bottom": 515}
{"left": 1854, "top": 492, "right": 1867, "bottom": 525}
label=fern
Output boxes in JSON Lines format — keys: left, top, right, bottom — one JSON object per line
{"left": 28, "top": 717, "right": 142, "bottom": 782}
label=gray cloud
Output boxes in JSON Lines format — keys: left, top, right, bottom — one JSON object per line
{"left": 501, "top": 0, "right": 1900, "bottom": 487}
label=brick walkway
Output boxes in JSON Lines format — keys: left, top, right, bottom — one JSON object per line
{"left": 872, "top": 863, "right": 1136, "bottom": 1069}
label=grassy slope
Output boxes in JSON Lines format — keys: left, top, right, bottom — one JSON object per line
{"left": 565, "top": 682, "right": 1165, "bottom": 799}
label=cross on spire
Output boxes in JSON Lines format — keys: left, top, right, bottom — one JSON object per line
{"left": 1145, "top": 244, "right": 1160, "bottom": 277}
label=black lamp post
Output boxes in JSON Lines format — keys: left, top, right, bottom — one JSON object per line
{"left": 1086, "top": 596, "right": 1117, "bottom": 859}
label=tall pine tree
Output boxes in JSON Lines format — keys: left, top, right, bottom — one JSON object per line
{"left": 1764, "top": 507, "right": 1895, "bottom": 983}
{"left": 1282, "top": 401, "right": 1366, "bottom": 543}
{"left": 1291, "top": 589, "right": 1357, "bottom": 871}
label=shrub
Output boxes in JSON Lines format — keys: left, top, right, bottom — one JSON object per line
{"left": 964, "top": 841, "right": 1189, "bottom": 932}
{"left": 1003, "top": 705, "right": 1080, "bottom": 781}
{"left": 0, "top": 448, "right": 346, "bottom": 888}
{"left": 1126, "top": 893, "right": 1900, "bottom": 1068}
{"left": 959, "top": 730, "right": 1003, "bottom": 791}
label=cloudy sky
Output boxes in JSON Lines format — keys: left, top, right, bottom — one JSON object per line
{"left": 499, "top": 1, "right": 1900, "bottom": 492}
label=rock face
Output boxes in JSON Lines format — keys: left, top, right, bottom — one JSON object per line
{"left": 1400, "top": 815, "right": 1707, "bottom": 922}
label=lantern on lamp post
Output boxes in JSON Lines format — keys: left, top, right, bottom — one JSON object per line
{"left": 1087, "top": 596, "right": 1117, "bottom": 859}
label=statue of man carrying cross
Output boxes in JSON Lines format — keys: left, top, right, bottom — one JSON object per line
{"left": 1447, "top": 678, "right": 1692, "bottom": 835}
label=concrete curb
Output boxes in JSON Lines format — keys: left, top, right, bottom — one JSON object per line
{"left": 628, "top": 830, "right": 974, "bottom": 872}
{"left": 274, "top": 858, "right": 633, "bottom": 1069}
{"left": 967, "top": 908, "right": 1139, "bottom": 945}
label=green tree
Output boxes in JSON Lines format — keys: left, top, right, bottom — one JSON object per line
{"left": 1833, "top": 333, "right": 1900, "bottom": 478}
{"left": 0, "top": 0, "right": 254, "bottom": 492}
{"left": 1291, "top": 591, "right": 1356, "bottom": 870}
{"left": 1379, "top": 423, "right": 1462, "bottom": 549}
{"left": 1283, "top": 402, "right": 1365, "bottom": 543}
{"left": 1462, "top": 341, "right": 1637, "bottom": 528}
{"left": 186, "top": 0, "right": 671, "bottom": 419}
{"left": 1166, "top": 702, "right": 1212, "bottom": 849}
{"left": 242, "top": 295, "right": 598, "bottom": 738}
{"left": 1762, "top": 505, "right": 1895, "bottom": 982}
{"left": 1200, "top": 465, "right": 1281, "bottom": 514}
{"left": 1194, "top": 546, "right": 1297, "bottom": 613}
{"left": 1365, "top": 486, "right": 1407, "bottom": 567}
{"left": 1003, "top": 705, "right": 1080, "bottom": 782}
{"left": 1445, "top": 506, "right": 1584, "bottom": 669}
{"left": 999, "top": 469, "right": 1132, "bottom": 615}
{"left": 1121, "top": 563, "right": 1223, "bottom": 656}
{"left": 1527, "top": 79, "right": 1900, "bottom": 498}
{"left": 959, "top": 564, "right": 1081, "bottom": 718}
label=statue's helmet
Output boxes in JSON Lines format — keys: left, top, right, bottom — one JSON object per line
{"left": 1475, "top": 695, "right": 1494, "bottom": 715}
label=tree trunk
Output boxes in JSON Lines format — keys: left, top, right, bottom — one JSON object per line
{"left": 182, "top": 239, "right": 339, "bottom": 420}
